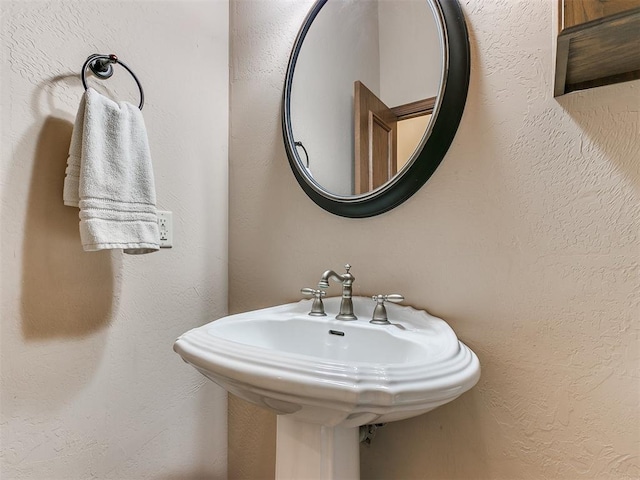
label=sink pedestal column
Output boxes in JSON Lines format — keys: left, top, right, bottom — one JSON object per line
{"left": 275, "top": 416, "right": 359, "bottom": 480}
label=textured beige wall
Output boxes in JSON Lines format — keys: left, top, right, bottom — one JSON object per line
{"left": 229, "top": 0, "right": 639, "bottom": 479}
{"left": 1, "top": 1, "right": 228, "bottom": 478}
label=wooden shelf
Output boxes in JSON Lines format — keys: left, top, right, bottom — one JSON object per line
{"left": 554, "top": 3, "right": 640, "bottom": 96}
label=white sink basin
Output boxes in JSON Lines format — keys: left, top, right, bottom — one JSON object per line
{"left": 174, "top": 296, "right": 480, "bottom": 428}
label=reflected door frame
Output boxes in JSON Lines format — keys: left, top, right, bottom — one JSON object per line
{"left": 354, "top": 80, "right": 436, "bottom": 195}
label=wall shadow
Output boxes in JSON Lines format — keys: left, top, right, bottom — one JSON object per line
{"left": 360, "top": 387, "right": 489, "bottom": 480}
{"left": 556, "top": 83, "right": 640, "bottom": 188}
{"left": 20, "top": 115, "right": 116, "bottom": 339}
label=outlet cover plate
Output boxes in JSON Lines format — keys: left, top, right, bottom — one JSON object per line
{"left": 158, "top": 210, "right": 173, "bottom": 248}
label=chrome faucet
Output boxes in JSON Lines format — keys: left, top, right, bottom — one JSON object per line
{"left": 318, "top": 264, "right": 357, "bottom": 320}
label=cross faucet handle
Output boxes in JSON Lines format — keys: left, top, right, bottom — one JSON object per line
{"left": 301, "top": 288, "right": 326, "bottom": 316}
{"left": 370, "top": 294, "right": 404, "bottom": 324}
{"left": 375, "top": 294, "right": 404, "bottom": 303}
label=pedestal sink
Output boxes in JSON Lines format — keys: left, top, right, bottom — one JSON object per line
{"left": 174, "top": 296, "right": 480, "bottom": 479}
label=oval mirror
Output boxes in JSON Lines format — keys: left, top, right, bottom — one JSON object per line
{"left": 282, "top": 0, "right": 470, "bottom": 218}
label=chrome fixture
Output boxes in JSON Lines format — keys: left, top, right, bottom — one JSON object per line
{"left": 370, "top": 294, "right": 404, "bottom": 325}
{"left": 81, "top": 53, "right": 145, "bottom": 110}
{"left": 318, "top": 264, "right": 357, "bottom": 320}
{"left": 301, "top": 287, "right": 326, "bottom": 316}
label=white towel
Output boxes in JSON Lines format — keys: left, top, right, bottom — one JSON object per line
{"left": 63, "top": 88, "right": 160, "bottom": 254}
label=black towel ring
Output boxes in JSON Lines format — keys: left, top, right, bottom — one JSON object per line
{"left": 81, "top": 54, "right": 145, "bottom": 110}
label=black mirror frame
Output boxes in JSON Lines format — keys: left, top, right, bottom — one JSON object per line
{"left": 282, "top": 0, "right": 470, "bottom": 218}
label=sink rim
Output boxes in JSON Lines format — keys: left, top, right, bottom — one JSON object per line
{"left": 174, "top": 297, "right": 480, "bottom": 407}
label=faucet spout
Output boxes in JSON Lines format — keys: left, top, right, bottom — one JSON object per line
{"left": 318, "top": 264, "right": 357, "bottom": 320}
{"left": 318, "top": 270, "right": 342, "bottom": 288}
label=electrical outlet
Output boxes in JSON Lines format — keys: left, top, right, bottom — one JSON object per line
{"left": 157, "top": 210, "right": 173, "bottom": 248}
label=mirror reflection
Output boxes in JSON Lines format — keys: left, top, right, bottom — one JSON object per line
{"left": 289, "top": 0, "right": 443, "bottom": 197}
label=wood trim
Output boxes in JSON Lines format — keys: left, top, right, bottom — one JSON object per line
{"left": 561, "top": 0, "right": 640, "bottom": 30}
{"left": 554, "top": 34, "right": 571, "bottom": 96}
{"left": 368, "top": 111, "right": 397, "bottom": 191}
{"left": 390, "top": 97, "right": 436, "bottom": 121}
{"left": 565, "top": 70, "right": 640, "bottom": 93}
{"left": 354, "top": 81, "right": 398, "bottom": 195}
{"left": 554, "top": 6, "right": 640, "bottom": 96}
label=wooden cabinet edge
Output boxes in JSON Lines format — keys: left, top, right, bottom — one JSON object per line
{"left": 554, "top": 5, "right": 640, "bottom": 97}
